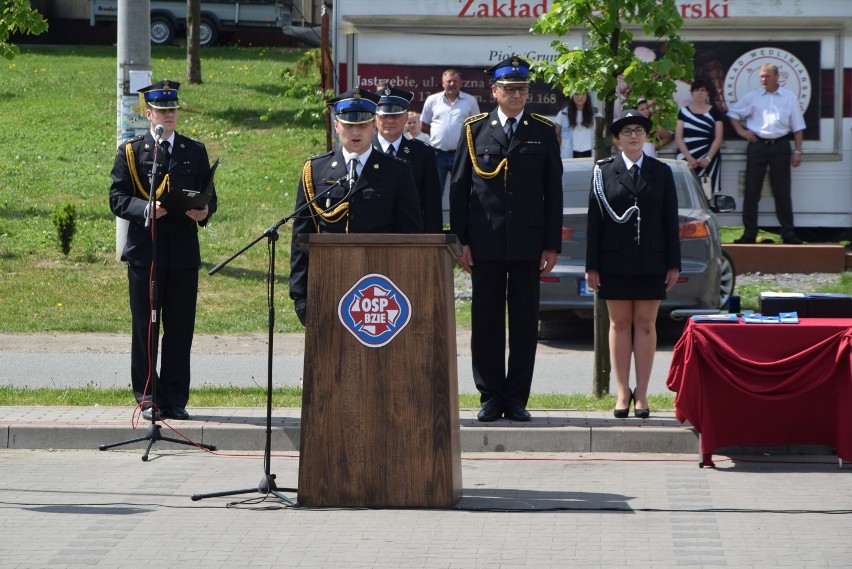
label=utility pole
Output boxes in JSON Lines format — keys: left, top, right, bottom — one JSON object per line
{"left": 115, "top": 0, "right": 152, "bottom": 260}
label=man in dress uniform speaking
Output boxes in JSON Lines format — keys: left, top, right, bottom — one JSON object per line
{"left": 288, "top": 88, "right": 423, "bottom": 325}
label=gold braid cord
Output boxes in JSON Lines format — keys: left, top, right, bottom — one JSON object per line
{"left": 125, "top": 143, "right": 169, "bottom": 200}
{"left": 465, "top": 121, "right": 508, "bottom": 180}
{"left": 302, "top": 159, "right": 349, "bottom": 226}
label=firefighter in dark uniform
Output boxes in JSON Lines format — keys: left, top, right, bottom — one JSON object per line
{"left": 449, "top": 57, "right": 563, "bottom": 422}
{"left": 289, "top": 89, "right": 424, "bottom": 324}
{"left": 371, "top": 85, "right": 443, "bottom": 233}
{"left": 109, "top": 80, "right": 217, "bottom": 421}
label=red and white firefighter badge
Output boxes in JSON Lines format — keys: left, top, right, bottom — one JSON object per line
{"left": 337, "top": 273, "right": 412, "bottom": 348}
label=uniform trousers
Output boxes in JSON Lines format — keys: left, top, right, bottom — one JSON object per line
{"left": 470, "top": 259, "right": 541, "bottom": 407}
{"left": 742, "top": 140, "right": 795, "bottom": 240}
{"left": 127, "top": 263, "right": 198, "bottom": 408}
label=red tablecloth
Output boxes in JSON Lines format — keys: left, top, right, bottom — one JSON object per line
{"left": 667, "top": 318, "right": 852, "bottom": 462}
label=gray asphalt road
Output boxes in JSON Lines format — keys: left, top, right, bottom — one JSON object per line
{"left": 0, "top": 321, "right": 683, "bottom": 395}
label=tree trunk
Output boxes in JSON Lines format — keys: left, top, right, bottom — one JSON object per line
{"left": 592, "top": 115, "right": 611, "bottom": 398}
{"left": 186, "top": 0, "right": 201, "bottom": 84}
{"left": 321, "top": 3, "right": 333, "bottom": 151}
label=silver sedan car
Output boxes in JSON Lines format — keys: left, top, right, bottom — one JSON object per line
{"left": 539, "top": 158, "right": 736, "bottom": 322}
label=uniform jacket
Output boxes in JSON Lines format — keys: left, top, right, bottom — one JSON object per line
{"left": 288, "top": 148, "right": 424, "bottom": 300}
{"left": 372, "top": 134, "right": 443, "bottom": 233}
{"left": 585, "top": 154, "right": 681, "bottom": 276}
{"left": 449, "top": 109, "right": 563, "bottom": 261}
{"left": 109, "top": 131, "right": 216, "bottom": 268}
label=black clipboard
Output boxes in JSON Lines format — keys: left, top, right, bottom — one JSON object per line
{"left": 162, "top": 158, "right": 218, "bottom": 211}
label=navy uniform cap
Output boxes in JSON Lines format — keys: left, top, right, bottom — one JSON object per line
{"left": 610, "top": 109, "right": 652, "bottom": 136}
{"left": 137, "top": 79, "right": 180, "bottom": 109}
{"left": 326, "top": 88, "right": 380, "bottom": 124}
{"left": 485, "top": 56, "right": 530, "bottom": 84}
{"left": 376, "top": 85, "right": 414, "bottom": 116}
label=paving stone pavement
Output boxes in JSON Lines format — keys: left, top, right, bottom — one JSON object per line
{"left": 1, "top": 448, "right": 851, "bottom": 568}
{"left": 3, "top": 331, "right": 852, "bottom": 567}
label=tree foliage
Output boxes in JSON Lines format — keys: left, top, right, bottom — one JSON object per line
{"left": 51, "top": 202, "right": 77, "bottom": 256}
{"left": 531, "top": 0, "right": 694, "bottom": 134}
{"left": 1, "top": 0, "right": 48, "bottom": 60}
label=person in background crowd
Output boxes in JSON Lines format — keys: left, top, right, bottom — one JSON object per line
{"left": 405, "top": 111, "right": 431, "bottom": 143}
{"left": 450, "top": 57, "right": 562, "bottom": 423}
{"left": 289, "top": 89, "right": 423, "bottom": 325}
{"left": 554, "top": 91, "right": 597, "bottom": 159}
{"left": 421, "top": 68, "right": 480, "bottom": 196}
{"left": 675, "top": 79, "right": 725, "bottom": 195}
{"left": 727, "top": 63, "right": 806, "bottom": 244}
{"left": 109, "top": 80, "right": 217, "bottom": 422}
{"left": 585, "top": 109, "right": 681, "bottom": 420}
{"left": 373, "top": 85, "right": 443, "bottom": 233}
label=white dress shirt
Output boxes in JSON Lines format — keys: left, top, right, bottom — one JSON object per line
{"left": 726, "top": 87, "right": 806, "bottom": 139}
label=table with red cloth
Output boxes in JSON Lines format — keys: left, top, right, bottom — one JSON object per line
{"left": 666, "top": 317, "right": 852, "bottom": 467}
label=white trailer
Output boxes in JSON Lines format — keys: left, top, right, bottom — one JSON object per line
{"left": 332, "top": 0, "right": 852, "bottom": 240}
{"left": 89, "top": 0, "right": 294, "bottom": 46}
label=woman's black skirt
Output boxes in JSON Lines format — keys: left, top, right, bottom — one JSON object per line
{"left": 598, "top": 273, "right": 666, "bottom": 301}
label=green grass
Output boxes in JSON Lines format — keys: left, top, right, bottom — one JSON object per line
{"left": 0, "top": 47, "right": 847, "bottom": 411}
{"left": 1, "top": 46, "right": 849, "bottom": 335}
{"left": 0, "top": 45, "right": 324, "bottom": 334}
{"left": 0, "top": 385, "right": 676, "bottom": 410}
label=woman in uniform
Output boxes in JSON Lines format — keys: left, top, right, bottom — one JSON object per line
{"left": 584, "top": 109, "right": 681, "bottom": 419}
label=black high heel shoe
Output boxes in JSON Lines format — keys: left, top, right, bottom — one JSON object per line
{"left": 634, "top": 395, "right": 650, "bottom": 419}
{"left": 613, "top": 390, "right": 633, "bottom": 419}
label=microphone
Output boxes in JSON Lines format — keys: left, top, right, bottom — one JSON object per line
{"left": 346, "top": 152, "right": 359, "bottom": 191}
{"left": 154, "top": 124, "right": 165, "bottom": 142}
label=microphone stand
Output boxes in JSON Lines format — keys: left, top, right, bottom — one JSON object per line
{"left": 100, "top": 132, "right": 216, "bottom": 461}
{"left": 191, "top": 176, "right": 349, "bottom": 504}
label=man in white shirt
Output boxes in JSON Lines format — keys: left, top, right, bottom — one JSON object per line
{"left": 420, "top": 69, "right": 480, "bottom": 196}
{"left": 727, "top": 63, "right": 806, "bottom": 244}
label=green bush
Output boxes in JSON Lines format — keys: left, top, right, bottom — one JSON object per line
{"left": 51, "top": 202, "right": 77, "bottom": 256}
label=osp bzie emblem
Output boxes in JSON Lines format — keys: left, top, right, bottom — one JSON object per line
{"left": 338, "top": 273, "right": 411, "bottom": 348}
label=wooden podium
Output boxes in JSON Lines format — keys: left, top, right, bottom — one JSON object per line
{"left": 297, "top": 234, "right": 462, "bottom": 508}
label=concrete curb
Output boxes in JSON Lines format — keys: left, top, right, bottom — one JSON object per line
{"left": 1, "top": 406, "right": 700, "bottom": 454}
{"left": 2, "top": 407, "right": 839, "bottom": 461}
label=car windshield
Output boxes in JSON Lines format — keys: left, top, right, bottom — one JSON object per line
{"left": 562, "top": 160, "right": 696, "bottom": 210}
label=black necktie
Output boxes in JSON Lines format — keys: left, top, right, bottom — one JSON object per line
{"left": 630, "top": 164, "right": 639, "bottom": 186}
{"left": 386, "top": 144, "right": 395, "bottom": 157}
{"left": 506, "top": 117, "right": 516, "bottom": 144}
{"left": 158, "top": 141, "right": 170, "bottom": 166}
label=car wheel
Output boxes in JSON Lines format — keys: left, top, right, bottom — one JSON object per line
{"left": 150, "top": 16, "right": 174, "bottom": 46}
{"left": 719, "top": 249, "right": 736, "bottom": 308}
{"left": 199, "top": 18, "right": 218, "bottom": 46}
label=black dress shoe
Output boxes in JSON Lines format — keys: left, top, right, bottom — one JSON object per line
{"left": 167, "top": 407, "right": 190, "bottom": 420}
{"left": 783, "top": 236, "right": 804, "bottom": 245}
{"left": 477, "top": 401, "right": 503, "bottom": 422}
{"left": 733, "top": 235, "right": 756, "bottom": 244}
{"left": 504, "top": 404, "right": 531, "bottom": 422}
{"left": 141, "top": 406, "right": 160, "bottom": 421}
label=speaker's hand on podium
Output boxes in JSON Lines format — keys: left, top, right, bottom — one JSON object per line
{"left": 294, "top": 297, "right": 307, "bottom": 326}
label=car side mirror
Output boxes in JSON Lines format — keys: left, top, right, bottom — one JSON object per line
{"left": 712, "top": 194, "right": 736, "bottom": 213}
